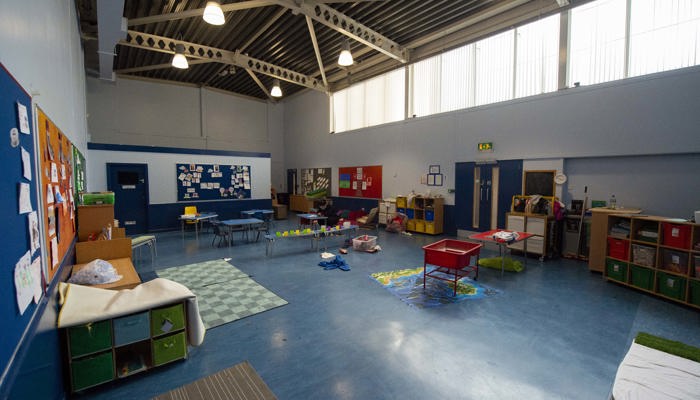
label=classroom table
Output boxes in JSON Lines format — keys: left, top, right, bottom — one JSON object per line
{"left": 220, "top": 218, "right": 264, "bottom": 246}
{"left": 241, "top": 209, "right": 274, "bottom": 232}
{"left": 297, "top": 213, "right": 328, "bottom": 229}
{"left": 468, "top": 229, "right": 533, "bottom": 277}
{"left": 264, "top": 225, "right": 358, "bottom": 256}
{"left": 179, "top": 212, "right": 218, "bottom": 241}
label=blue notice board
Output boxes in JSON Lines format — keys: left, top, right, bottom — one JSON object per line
{"left": 176, "top": 163, "right": 251, "bottom": 201}
{"left": 0, "top": 63, "right": 42, "bottom": 379}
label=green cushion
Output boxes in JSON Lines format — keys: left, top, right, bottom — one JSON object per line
{"left": 478, "top": 257, "right": 524, "bottom": 272}
{"left": 132, "top": 235, "right": 155, "bottom": 245}
{"left": 635, "top": 332, "right": 700, "bottom": 363}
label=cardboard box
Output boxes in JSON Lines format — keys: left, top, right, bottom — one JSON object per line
{"left": 71, "top": 257, "right": 140, "bottom": 291}
{"left": 77, "top": 205, "right": 115, "bottom": 242}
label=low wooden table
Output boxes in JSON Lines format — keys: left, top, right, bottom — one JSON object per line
{"left": 71, "top": 257, "right": 141, "bottom": 290}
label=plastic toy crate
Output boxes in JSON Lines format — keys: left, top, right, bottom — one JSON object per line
{"left": 607, "top": 237, "right": 629, "bottom": 260}
{"left": 661, "top": 249, "right": 688, "bottom": 274}
{"left": 662, "top": 222, "right": 691, "bottom": 249}
{"left": 656, "top": 272, "right": 686, "bottom": 301}
{"left": 352, "top": 235, "right": 377, "bottom": 251}
{"left": 689, "top": 279, "right": 700, "bottom": 306}
{"left": 82, "top": 191, "right": 115, "bottom": 205}
{"left": 606, "top": 259, "right": 628, "bottom": 283}
{"left": 630, "top": 265, "right": 654, "bottom": 291}
{"left": 632, "top": 244, "right": 656, "bottom": 268}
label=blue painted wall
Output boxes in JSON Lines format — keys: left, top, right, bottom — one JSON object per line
{"left": 149, "top": 199, "right": 273, "bottom": 231}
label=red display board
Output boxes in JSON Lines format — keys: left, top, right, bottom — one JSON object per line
{"left": 338, "top": 165, "right": 382, "bottom": 199}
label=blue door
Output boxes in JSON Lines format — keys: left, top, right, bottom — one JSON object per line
{"left": 107, "top": 163, "right": 149, "bottom": 235}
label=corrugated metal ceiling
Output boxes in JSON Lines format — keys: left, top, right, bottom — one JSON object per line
{"left": 76, "top": 0, "right": 572, "bottom": 101}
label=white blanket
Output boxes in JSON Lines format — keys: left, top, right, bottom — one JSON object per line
{"left": 612, "top": 341, "right": 700, "bottom": 400}
{"left": 57, "top": 278, "right": 205, "bottom": 346}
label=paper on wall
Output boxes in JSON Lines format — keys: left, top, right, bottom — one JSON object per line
{"left": 28, "top": 211, "right": 40, "bottom": 255}
{"left": 50, "top": 237, "right": 58, "bottom": 269}
{"left": 19, "top": 182, "right": 32, "bottom": 214}
{"left": 21, "top": 146, "right": 32, "bottom": 180}
{"left": 17, "top": 102, "right": 30, "bottom": 134}
{"left": 31, "top": 257, "right": 43, "bottom": 303}
{"left": 14, "top": 251, "right": 33, "bottom": 315}
{"left": 50, "top": 163, "right": 58, "bottom": 183}
{"left": 46, "top": 184, "right": 54, "bottom": 204}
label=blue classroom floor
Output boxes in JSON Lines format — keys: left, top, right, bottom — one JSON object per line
{"left": 79, "top": 215, "right": 700, "bottom": 400}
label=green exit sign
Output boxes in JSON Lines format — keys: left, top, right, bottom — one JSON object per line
{"left": 478, "top": 142, "right": 493, "bottom": 152}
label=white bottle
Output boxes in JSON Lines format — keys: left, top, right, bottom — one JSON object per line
{"left": 609, "top": 195, "right": 617, "bottom": 210}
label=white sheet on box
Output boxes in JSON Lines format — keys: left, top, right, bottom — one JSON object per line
{"left": 57, "top": 278, "right": 205, "bottom": 346}
{"left": 612, "top": 341, "right": 700, "bottom": 400}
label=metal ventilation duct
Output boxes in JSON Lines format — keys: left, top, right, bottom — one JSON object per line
{"left": 97, "top": 0, "right": 126, "bottom": 81}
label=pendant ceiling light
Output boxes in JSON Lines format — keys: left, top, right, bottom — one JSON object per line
{"left": 337, "top": 39, "right": 353, "bottom": 67}
{"left": 172, "top": 43, "right": 189, "bottom": 69}
{"left": 270, "top": 79, "right": 282, "bottom": 98}
{"left": 203, "top": 1, "right": 225, "bottom": 25}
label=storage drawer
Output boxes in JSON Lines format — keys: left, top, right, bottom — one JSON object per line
{"left": 113, "top": 311, "right": 150, "bottom": 347}
{"left": 379, "top": 203, "right": 388, "bottom": 213}
{"left": 527, "top": 218, "right": 546, "bottom": 236}
{"left": 506, "top": 215, "right": 525, "bottom": 231}
{"left": 608, "top": 238, "right": 630, "bottom": 260}
{"left": 630, "top": 265, "right": 654, "bottom": 291}
{"left": 689, "top": 280, "right": 700, "bottom": 306}
{"left": 152, "top": 331, "right": 187, "bottom": 366}
{"left": 406, "top": 209, "right": 415, "bottom": 219}
{"left": 661, "top": 249, "right": 688, "bottom": 274}
{"left": 606, "top": 259, "right": 628, "bottom": 283}
{"left": 632, "top": 244, "right": 656, "bottom": 267}
{"left": 396, "top": 197, "right": 407, "bottom": 208}
{"left": 414, "top": 221, "right": 425, "bottom": 233}
{"left": 68, "top": 320, "right": 112, "bottom": 358}
{"left": 425, "top": 210, "right": 435, "bottom": 221}
{"left": 425, "top": 222, "right": 436, "bottom": 234}
{"left": 662, "top": 223, "right": 691, "bottom": 249}
{"left": 71, "top": 351, "right": 114, "bottom": 392}
{"left": 656, "top": 272, "right": 686, "bottom": 300}
{"left": 378, "top": 212, "right": 388, "bottom": 224}
{"left": 151, "top": 303, "right": 185, "bottom": 337}
{"left": 524, "top": 236, "right": 544, "bottom": 255}
{"left": 406, "top": 220, "right": 416, "bottom": 231}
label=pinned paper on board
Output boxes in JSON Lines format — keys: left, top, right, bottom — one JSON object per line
{"left": 50, "top": 163, "right": 58, "bottom": 183}
{"left": 48, "top": 205, "right": 56, "bottom": 236}
{"left": 19, "top": 182, "right": 32, "bottom": 214}
{"left": 46, "top": 184, "right": 54, "bottom": 204}
{"left": 31, "top": 257, "right": 43, "bottom": 303}
{"left": 28, "top": 211, "right": 40, "bottom": 255}
{"left": 21, "top": 146, "right": 32, "bottom": 180}
{"left": 50, "top": 237, "right": 59, "bottom": 269}
{"left": 14, "top": 251, "right": 33, "bottom": 315}
{"left": 17, "top": 102, "right": 30, "bottom": 134}
{"left": 10, "top": 127, "right": 19, "bottom": 147}
{"left": 60, "top": 164, "right": 66, "bottom": 180}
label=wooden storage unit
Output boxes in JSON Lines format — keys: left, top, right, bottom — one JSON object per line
{"left": 77, "top": 205, "right": 115, "bottom": 242}
{"left": 604, "top": 214, "right": 700, "bottom": 309}
{"left": 395, "top": 196, "right": 444, "bottom": 235}
{"left": 289, "top": 194, "right": 314, "bottom": 213}
{"left": 377, "top": 198, "right": 396, "bottom": 226}
{"left": 588, "top": 207, "right": 643, "bottom": 272}
{"left": 505, "top": 212, "right": 554, "bottom": 259}
{"left": 65, "top": 301, "right": 188, "bottom": 392}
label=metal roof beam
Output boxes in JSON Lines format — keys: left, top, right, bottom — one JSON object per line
{"left": 127, "top": 0, "right": 277, "bottom": 27}
{"left": 121, "top": 30, "right": 323, "bottom": 91}
{"left": 116, "top": 59, "right": 213, "bottom": 74}
{"left": 245, "top": 69, "right": 275, "bottom": 100}
{"left": 275, "top": 0, "right": 408, "bottom": 63}
{"left": 305, "top": 16, "right": 328, "bottom": 89}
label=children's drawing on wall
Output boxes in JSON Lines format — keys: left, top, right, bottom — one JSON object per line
{"left": 28, "top": 211, "right": 40, "bottom": 255}
{"left": 301, "top": 167, "right": 331, "bottom": 198}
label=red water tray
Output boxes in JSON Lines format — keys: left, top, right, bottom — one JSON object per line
{"left": 422, "top": 239, "right": 482, "bottom": 296}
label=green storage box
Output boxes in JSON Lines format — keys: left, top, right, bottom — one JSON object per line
{"left": 690, "top": 280, "right": 700, "bottom": 306}
{"left": 71, "top": 352, "right": 114, "bottom": 391}
{"left": 630, "top": 265, "right": 654, "bottom": 291}
{"left": 82, "top": 191, "right": 115, "bottom": 205}
{"left": 152, "top": 332, "right": 187, "bottom": 366}
{"left": 656, "top": 272, "right": 687, "bottom": 301}
{"left": 68, "top": 320, "right": 112, "bottom": 358}
{"left": 151, "top": 303, "right": 185, "bottom": 337}
{"left": 606, "top": 258, "right": 628, "bottom": 283}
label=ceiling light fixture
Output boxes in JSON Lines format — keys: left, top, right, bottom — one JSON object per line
{"left": 172, "top": 43, "right": 189, "bottom": 69}
{"left": 271, "top": 79, "right": 282, "bottom": 97}
{"left": 338, "top": 39, "right": 353, "bottom": 67}
{"left": 203, "top": 1, "right": 225, "bottom": 25}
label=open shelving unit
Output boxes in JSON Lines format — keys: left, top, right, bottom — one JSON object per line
{"left": 395, "top": 196, "right": 444, "bottom": 235}
{"left": 605, "top": 215, "right": 700, "bottom": 309}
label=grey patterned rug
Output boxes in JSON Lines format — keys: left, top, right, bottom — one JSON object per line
{"left": 156, "top": 259, "right": 287, "bottom": 329}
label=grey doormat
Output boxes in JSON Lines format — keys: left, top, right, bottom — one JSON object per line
{"left": 152, "top": 360, "right": 277, "bottom": 400}
{"left": 156, "top": 259, "right": 287, "bottom": 329}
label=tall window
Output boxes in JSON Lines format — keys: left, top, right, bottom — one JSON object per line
{"left": 475, "top": 30, "right": 515, "bottom": 106}
{"left": 628, "top": 0, "right": 700, "bottom": 77}
{"left": 568, "top": 0, "right": 626, "bottom": 86}
{"left": 515, "top": 14, "right": 560, "bottom": 98}
{"left": 331, "top": 68, "right": 404, "bottom": 133}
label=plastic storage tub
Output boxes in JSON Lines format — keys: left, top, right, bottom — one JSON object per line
{"left": 82, "top": 191, "right": 115, "bottom": 205}
{"left": 632, "top": 244, "right": 656, "bottom": 267}
{"left": 661, "top": 249, "right": 688, "bottom": 274}
{"left": 606, "top": 259, "right": 628, "bottom": 283}
{"left": 662, "top": 222, "right": 691, "bottom": 249}
{"left": 608, "top": 238, "right": 629, "bottom": 260}
{"left": 352, "top": 235, "right": 377, "bottom": 251}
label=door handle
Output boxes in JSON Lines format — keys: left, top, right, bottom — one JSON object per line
{"left": 486, "top": 189, "right": 489, "bottom": 202}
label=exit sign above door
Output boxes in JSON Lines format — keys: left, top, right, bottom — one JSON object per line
{"left": 478, "top": 142, "right": 493, "bottom": 152}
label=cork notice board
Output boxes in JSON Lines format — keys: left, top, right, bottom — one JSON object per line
{"left": 37, "top": 107, "right": 76, "bottom": 282}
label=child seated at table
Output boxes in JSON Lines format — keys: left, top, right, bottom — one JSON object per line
{"left": 317, "top": 199, "right": 340, "bottom": 226}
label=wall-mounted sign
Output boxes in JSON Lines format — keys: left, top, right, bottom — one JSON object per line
{"left": 478, "top": 142, "right": 493, "bottom": 152}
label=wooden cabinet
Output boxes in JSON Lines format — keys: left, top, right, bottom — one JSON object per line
{"left": 604, "top": 215, "right": 700, "bottom": 309}
{"left": 506, "top": 212, "right": 554, "bottom": 259}
{"left": 65, "top": 301, "right": 188, "bottom": 392}
{"left": 377, "top": 198, "right": 396, "bottom": 226}
{"left": 396, "top": 196, "right": 444, "bottom": 234}
{"left": 588, "top": 207, "right": 642, "bottom": 272}
{"left": 289, "top": 194, "right": 317, "bottom": 212}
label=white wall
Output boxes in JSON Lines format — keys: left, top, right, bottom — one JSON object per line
{"left": 85, "top": 77, "right": 286, "bottom": 190}
{"left": 87, "top": 149, "right": 271, "bottom": 204}
{"left": 0, "top": 0, "right": 88, "bottom": 154}
{"left": 283, "top": 66, "right": 700, "bottom": 217}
